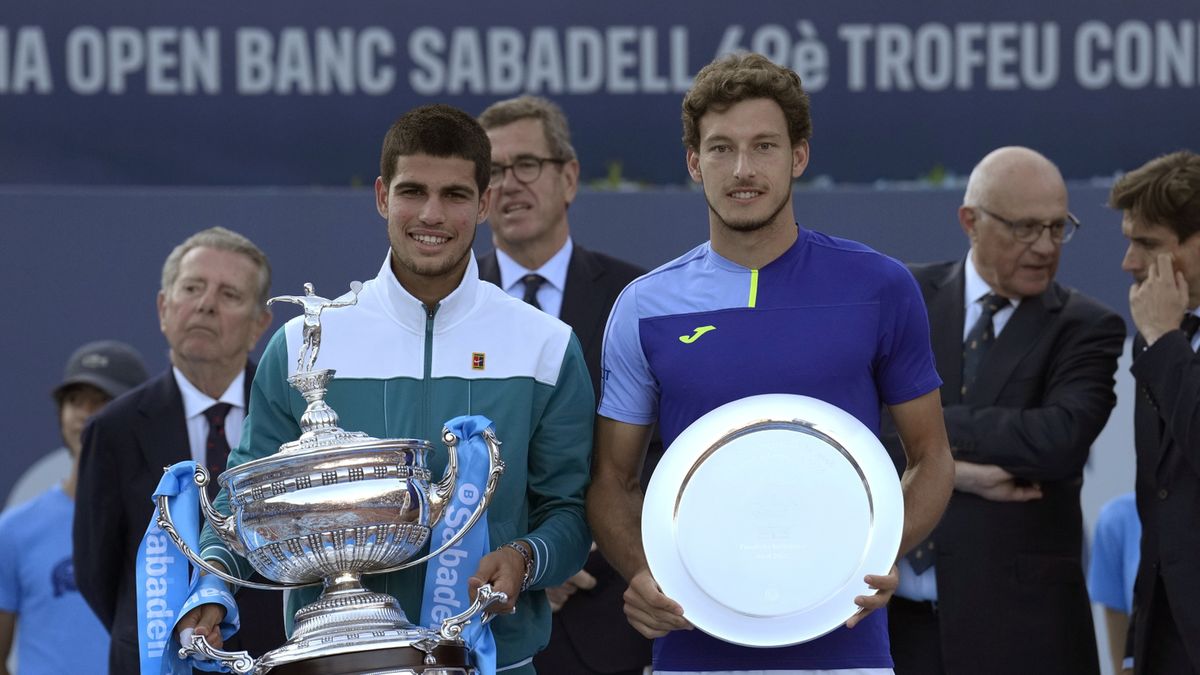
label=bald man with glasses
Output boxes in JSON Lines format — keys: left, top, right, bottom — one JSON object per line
{"left": 882, "top": 146, "right": 1125, "bottom": 675}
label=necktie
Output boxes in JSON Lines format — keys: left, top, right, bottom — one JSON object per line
{"left": 203, "top": 403, "right": 233, "bottom": 502}
{"left": 521, "top": 273, "right": 545, "bottom": 310}
{"left": 1182, "top": 313, "right": 1200, "bottom": 343}
{"left": 961, "top": 293, "right": 1009, "bottom": 398}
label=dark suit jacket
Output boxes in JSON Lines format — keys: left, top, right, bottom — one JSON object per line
{"left": 1129, "top": 329, "right": 1200, "bottom": 671}
{"left": 883, "top": 260, "right": 1124, "bottom": 675}
{"left": 480, "top": 244, "right": 655, "bottom": 674}
{"left": 74, "top": 365, "right": 284, "bottom": 674}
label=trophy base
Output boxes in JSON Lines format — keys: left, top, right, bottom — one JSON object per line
{"left": 270, "top": 643, "right": 471, "bottom": 675}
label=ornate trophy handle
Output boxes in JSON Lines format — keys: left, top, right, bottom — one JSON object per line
{"left": 179, "top": 633, "right": 258, "bottom": 675}
{"left": 155, "top": 466, "right": 319, "bottom": 592}
{"left": 192, "top": 464, "right": 245, "bottom": 555}
{"left": 374, "top": 426, "right": 506, "bottom": 574}
{"left": 436, "top": 583, "right": 510, "bottom": 641}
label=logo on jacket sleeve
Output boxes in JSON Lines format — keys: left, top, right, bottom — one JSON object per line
{"left": 471, "top": 352, "right": 486, "bottom": 370}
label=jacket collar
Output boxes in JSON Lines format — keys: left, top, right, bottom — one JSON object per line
{"left": 375, "top": 250, "right": 482, "bottom": 332}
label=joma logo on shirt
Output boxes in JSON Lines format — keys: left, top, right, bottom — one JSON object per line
{"left": 679, "top": 325, "right": 716, "bottom": 344}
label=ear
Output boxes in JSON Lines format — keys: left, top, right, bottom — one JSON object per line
{"left": 156, "top": 290, "right": 168, "bottom": 332}
{"left": 476, "top": 184, "right": 493, "bottom": 225}
{"left": 561, "top": 158, "right": 580, "bottom": 206}
{"left": 250, "top": 307, "right": 273, "bottom": 349}
{"left": 959, "top": 205, "right": 978, "bottom": 241}
{"left": 686, "top": 148, "right": 702, "bottom": 183}
{"left": 791, "top": 140, "right": 810, "bottom": 179}
{"left": 374, "top": 176, "right": 388, "bottom": 219}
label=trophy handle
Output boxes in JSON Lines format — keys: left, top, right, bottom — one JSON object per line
{"left": 377, "top": 426, "right": 506, "bottom": 573}
{"left": 436, "top": 583, "right": 510, "bottom": 641}
{"left": 179, "top": 634, "right": 258, "bottom": 674}
{"left": 425, "top": 427, "right": 461, "bottom": 527}
{"left": 155, "top": 482, "right": 318, "bottom": 592}
{"left": 193, "top": 464, "right": 246, "bottom": 556}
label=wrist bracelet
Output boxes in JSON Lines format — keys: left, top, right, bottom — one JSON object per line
{"left": 501, "top": 541, "right": 533, "bottom": 592}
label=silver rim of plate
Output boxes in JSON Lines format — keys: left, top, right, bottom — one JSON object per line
{"left": 641, "top": 393, "right": 904, "bottom": 647}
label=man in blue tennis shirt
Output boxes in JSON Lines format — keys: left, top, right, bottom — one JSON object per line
{"left": 587, "top": 53, "right": 955, "bottom": 674}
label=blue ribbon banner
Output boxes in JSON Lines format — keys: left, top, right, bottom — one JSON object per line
{"left": 136, "top": 462, "right": 241, "bottom": 674}
{"left": 420, "top": 415, "right": 498, "bottom": 675}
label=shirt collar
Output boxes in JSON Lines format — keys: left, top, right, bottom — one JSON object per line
{"left": 173, "top": 367, "right": 245, "bottom": 420}
{"left": 494, "top": 237, "right": 573, "bottom": 293}
{"left": 964, "top": 250, "right": 1020, "bottom": 310}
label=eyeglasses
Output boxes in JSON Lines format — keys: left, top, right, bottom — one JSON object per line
{"left": 975, "top": 206, "right": 1081, "bottom": 244}
{"left": 490, "top": 156, "right": 566, "bottom": 185}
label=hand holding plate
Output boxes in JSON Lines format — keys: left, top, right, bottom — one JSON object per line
{"left": 623, "top": 569, "right": 693, "bottom": 638}
{"left": 847, "top": 564, "right": 898, "bottom": 629}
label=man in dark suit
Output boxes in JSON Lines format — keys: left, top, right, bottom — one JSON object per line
{"left": 884, "top": 147, "right": 1125, "bottom": 675}
{"left": 73, "top": 227, "right": 284, "bottom": 673}
{"left": 477, "top": 95, "right": 651, "bottom": 675}
{"left": 1110, "top": 150, "right": 1200, "bottom": 674}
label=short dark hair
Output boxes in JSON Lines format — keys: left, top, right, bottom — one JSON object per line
{"left": 379, "top": 104, "right": 492, "bottom": 194}
{"left": 682, "top": 52, "right": 812, "bottom": 151}
{"left": 161, "top": 226, "right": 271, "bottom": 308}
{"left": 1109, "top": 150, "right": 1200, "bottom": 242}
{"left": 478, "top": 95, "right": 577, "bottom": 161}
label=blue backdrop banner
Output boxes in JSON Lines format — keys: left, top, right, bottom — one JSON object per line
{"left": 2, "top": 1, "right": 1197, "bottom": 186}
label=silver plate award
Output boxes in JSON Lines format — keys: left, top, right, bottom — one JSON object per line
{"left": 641, "top": 394, "right": 904, "bottom": 648}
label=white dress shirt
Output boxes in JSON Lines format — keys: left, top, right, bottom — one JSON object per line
{"left": 173, "top": 367, "right": 246, "bottom": 465}
{"left": 494, "top": 237, "right": 573, "bottom": 319}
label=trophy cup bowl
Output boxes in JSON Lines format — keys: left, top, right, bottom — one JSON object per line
{"left": 155, "top": 283, "right": 509, "bottom": 675}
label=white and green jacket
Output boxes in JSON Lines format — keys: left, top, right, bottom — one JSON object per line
{"left": 201, "top": 252, "right": 595, "bottom": 669}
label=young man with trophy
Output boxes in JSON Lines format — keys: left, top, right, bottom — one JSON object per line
{"left": 175, "top": 105, "right": 595, "bottom": 675}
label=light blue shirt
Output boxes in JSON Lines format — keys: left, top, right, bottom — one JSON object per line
{"left": 896, "top": 252, "right": 1021, "bottom": 602}
{"left": 494, "top": 238, "right": 573, "bottom": 320}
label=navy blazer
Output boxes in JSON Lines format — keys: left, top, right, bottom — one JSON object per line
{"left": 1129, "top": 329, "right": 1200, "bottom": 670}
{"left": 73, "top": 364, "right": 285, "bottom": 674}
{"left": 884, "top": 260, "right": 1124, "bottom": 675}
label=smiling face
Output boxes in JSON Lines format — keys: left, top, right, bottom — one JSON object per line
{"left": 687, "top": 98, "right": 808, "bottom": 237}
{"left": 376, "top": 153, "right": 491, "bottom": 305}
{"left": 157, "top": 246, "right": 271, "bottom": 372}
{"left": 486, "top": 118, "right": 577, "bottom": 256}
{"left": 1122, "top": 213, "right": 1200, "bottom": 308}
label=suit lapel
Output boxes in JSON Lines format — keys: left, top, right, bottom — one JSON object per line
{"left": 968, "top": 284, "right": 1064, "bottom": 406}
{"left": 134, "top": 362, "right": 258, "bottom": 472}
{"left": 477, "top": 251, "right": 501, "bottom": 286}
{"left": 924, "top": 262, "right": 967, "bottom": 405}
{"left": 1132, "top": 333, "right": 1176, "bottom": 476}
{"left": 134, "top": 371, "right": 190, "bottom": 471}
{"left": 560, "top": 246, "right": 606, "bottom": 356}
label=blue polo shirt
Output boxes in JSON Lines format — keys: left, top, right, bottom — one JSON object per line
{"left": 599, "top": 226, "right": 941, "bottom": 671}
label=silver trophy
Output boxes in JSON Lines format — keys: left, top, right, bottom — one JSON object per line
{"left": 156, "top": 282, "right": 507, "bottom": 674}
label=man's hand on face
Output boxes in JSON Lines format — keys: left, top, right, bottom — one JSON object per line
{"left": 1131, "top": 253, "right": 1190, "bottom": 346}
